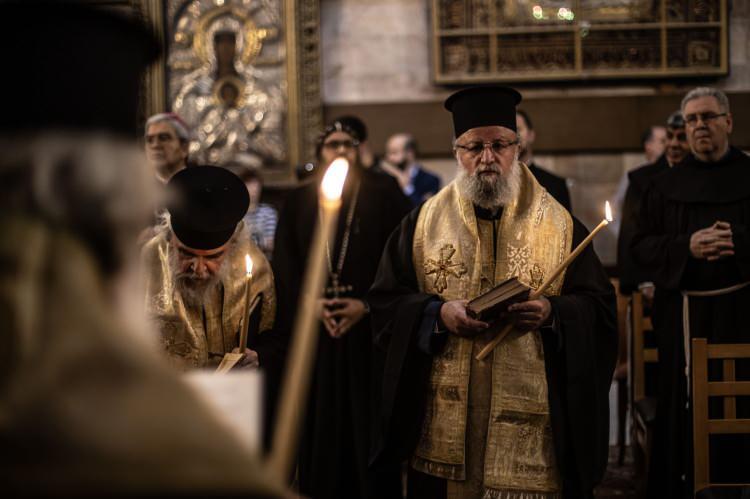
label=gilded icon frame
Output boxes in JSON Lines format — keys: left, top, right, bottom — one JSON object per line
{"left": 140, "top": 0, "right": 322, "bottom": 183}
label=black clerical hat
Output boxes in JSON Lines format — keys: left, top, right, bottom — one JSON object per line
{"left": 667, "top": 110, "right": 685, "bottom": 128}
{"left": 167, "top": 166, "right": 250, "bottom": 250}
{"left": 444, "top": 86, "right": 522, "bottom": 138}
{"left": 0, "top": 2, "right": 160, "bottom": 137}
{"left": 334, "top": 115, "right": 368, "bottom": 142}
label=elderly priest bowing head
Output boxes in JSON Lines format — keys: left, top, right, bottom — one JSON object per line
{"left": 143, "top": 166, "right": 276, "bottom": 371}
{"left": 368, "top": 86, "right": 617, "bottom": 499}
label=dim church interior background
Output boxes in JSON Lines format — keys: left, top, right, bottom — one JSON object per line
{"left": 318, "top": 0, "right": 750, "bottom": 265}
{"left": 16, "top": 0, "right": 747, "bottom": 496}
{"left": 135, "top": 0, "right": 750, "bottom": 266}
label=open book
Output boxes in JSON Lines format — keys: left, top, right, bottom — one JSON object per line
{"left": 466, "top": 276, "right": 530, "bottom": 322}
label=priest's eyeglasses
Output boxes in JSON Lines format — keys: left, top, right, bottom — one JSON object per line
{"left": 322, "top": 139, "right": 360, "bottom": 151}
{"left": 684, "top": 112, "right": 728, "bottom": 126}
{"left": 455, "top": 140, "right": 518, "bottom": 158}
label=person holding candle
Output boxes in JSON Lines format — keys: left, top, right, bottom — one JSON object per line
{"left": 272, "top": 120, "right": 411, "bottom": 498}
{"left": 631, "top": 87, "right": 750, "bottom": 498}
{"left": 142, "top": 166, "right": 277, "bottom": 372}
{"left": 368, "top": 86, "right": 617, "bottom": 499}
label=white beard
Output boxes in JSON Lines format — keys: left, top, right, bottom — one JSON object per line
{"left": 456, "top": 158, "right": 522, "bottom": 209}
{"left": 174, "top": 273, "right": 220, "bottom": 307}
{"left": 167, "top": 226, "right": 247, "bottom": 307}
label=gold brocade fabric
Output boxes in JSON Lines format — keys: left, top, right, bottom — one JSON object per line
{"left": 411, "top": 164, "right": 572, "bottom": 497}
{"left": 142, "top": 224, "right": 275, "bottom": 370}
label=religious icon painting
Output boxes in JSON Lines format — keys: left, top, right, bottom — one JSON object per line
{"left": 139, "top": 0, "right": 323, "bottom": 181}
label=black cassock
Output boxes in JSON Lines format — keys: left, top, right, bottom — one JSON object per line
{"left": 528, "top": 162, "right": 572, "bottom": 212}
{"left": 631, "top": 147, "right": 750, "bottom": 498}
{"left": 271, "top": 167, "right": 411, "bottom": 499}
{"left": 617, "top": 154, "right": 670, "bottom": 294}
{"left": 367, "top": 207, "right": 617, "bottom": 498}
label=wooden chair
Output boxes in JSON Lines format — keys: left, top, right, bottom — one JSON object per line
{"left": 630, "top": 290, "right": 659, "bottom": 487}
{"left": 692, "top": 338, "right": 750, "bottom": 497}
{"left": 611, "top": 278, "right": 630, "bottom": 465}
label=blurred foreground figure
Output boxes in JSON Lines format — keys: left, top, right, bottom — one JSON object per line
{"left": 0, "top": 3, "right": 282, "bottom": 497}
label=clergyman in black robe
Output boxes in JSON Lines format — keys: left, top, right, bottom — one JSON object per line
{"left": 517, "top": 109, "right": 572, "bottom": 211}
{"left": 272, "top": 121, "right": 411, "bottom": 499}
{"left": 617, "top": 154, "right": 670, "bottom": 293}
{"left": 368, "top": 86, "right": 616, "bottom": 499}
{"left": 617, "top": 111, "right": 690, "bottom": 295}
{"left": 631, "top": 87, "right": 750, "bottom": 498}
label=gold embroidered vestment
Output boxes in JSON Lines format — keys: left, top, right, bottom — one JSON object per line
{"left": 411, "top": 165, "right": 573, "bottom": 497}
{"left": 142, "top": 225, "right": 275, "bottom": 370}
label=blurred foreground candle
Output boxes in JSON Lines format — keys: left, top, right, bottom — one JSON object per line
{"left": 476, "top": 201, "right": 613, "bottom": 361}
{"left": 268, "top": 158, "right": 349, "bottom": 479}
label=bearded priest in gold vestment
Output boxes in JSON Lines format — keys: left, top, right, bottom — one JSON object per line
{"left": 142, "top": 166, "right": 277, "bottom": 371}
{"left": 368, "top": 87, "right": 617, "bottom": 499}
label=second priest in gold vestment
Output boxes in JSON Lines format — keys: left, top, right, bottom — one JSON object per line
{"left": 142, "top": 166, "right": 276, "bottom": 371}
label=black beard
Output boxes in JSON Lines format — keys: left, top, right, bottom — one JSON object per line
{"left": 396, "top": 159, "right": 409, "bottom": 171}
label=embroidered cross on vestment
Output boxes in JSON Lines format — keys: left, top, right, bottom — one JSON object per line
{"left": 425, "top": 244, "right": 467, "bottom": 293}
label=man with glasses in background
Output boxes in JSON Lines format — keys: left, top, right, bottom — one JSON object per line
{"left": 632, "top": 87, "right": 750, "bottom": 497}
{"left": 144, "top": 112, "right": 190, "bottom": 184}
{"left": 369, "top": 86, "right": 616, "bottom": 499}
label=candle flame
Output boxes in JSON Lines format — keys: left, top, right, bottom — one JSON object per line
{"left": 321, "top": 158, "right": 349, "bottom": 202}
{"left": 605, "top": 201, "right": 613, "bottom": 222}
{"left": 245, "top": 254, "right": 253, "bottom": 276}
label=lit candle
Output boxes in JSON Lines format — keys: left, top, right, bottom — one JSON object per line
{"left": 215, "top": 254, "right": 258, "bottom": 374}
{"left": 268, "top": 158, "right": 349, "bottom": 479}
{"left": 476, "top": 201, "right": 613, "bottom": 360}
{"left": 238, "top": 254, "right": 254, "bottom": 352}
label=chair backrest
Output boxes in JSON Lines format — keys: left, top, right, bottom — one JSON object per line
{"left": 631, "top": 290, "right": 658, "bottom": 402}
{"left": 612, "top": 278, "right": 629, "bottom": 374}
{"left": 692, "top": 338, "right": 750, "bottom": 493}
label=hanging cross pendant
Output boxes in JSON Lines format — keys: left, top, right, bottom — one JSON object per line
{"left": 325, "top": 273, "right": 353, "bottom": 298}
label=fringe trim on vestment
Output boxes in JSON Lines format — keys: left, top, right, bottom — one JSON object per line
{"left": 410, "top": 455, "right": 465, "bottom": 481}
{"left": 482, "top": 488, "right": 562, "bottom": 499}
